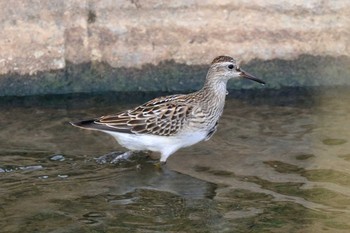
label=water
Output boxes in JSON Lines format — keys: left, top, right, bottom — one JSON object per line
{"left": 1, "top": 88, "right": 350, "bottom": 232}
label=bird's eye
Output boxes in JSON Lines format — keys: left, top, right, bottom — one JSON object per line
{"left": 228, "top": 64, "right": 234, "bottom": 69}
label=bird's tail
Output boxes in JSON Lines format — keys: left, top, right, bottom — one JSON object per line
{"left": 70, "top": 119, "right": 131, "bottom": 133}
{"left": 70, "top": 119, "right": 97, "bottom": 130}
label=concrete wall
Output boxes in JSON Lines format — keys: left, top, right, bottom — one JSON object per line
{"left": 0, "top": 0, "right": 349, "bottom": 95}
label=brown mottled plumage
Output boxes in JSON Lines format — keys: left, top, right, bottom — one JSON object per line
{"left": 98, "top": 94, "right": 192, "bottom": 136}
{"left": 211, "top": 55, "right": 235, "bottom": 65}
{"left": 71, "top": 55, "right": 265, "bottom": 163}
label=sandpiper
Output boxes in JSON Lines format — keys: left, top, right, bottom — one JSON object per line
{"left": 71, "top": 56, "right": 265, "bottom": 163}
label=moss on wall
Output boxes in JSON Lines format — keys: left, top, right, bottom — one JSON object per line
{"left": 0, "top": 55, "right": 349, "bottom": 96}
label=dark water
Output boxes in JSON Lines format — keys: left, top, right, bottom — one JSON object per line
{"left": 1, "top": 88, "right": 350, "bottom": 232}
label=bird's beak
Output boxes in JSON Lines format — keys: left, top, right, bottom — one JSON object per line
{"left": 238, "top": 68, "right": 265, "bottom": 85}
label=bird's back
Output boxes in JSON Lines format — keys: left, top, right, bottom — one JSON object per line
{"left": 71, "top": 93, "right": 198, "bottom": 136}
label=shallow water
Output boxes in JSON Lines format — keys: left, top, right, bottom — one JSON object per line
{"left": 1, "top": 88, "right": 350, "bottom": 232}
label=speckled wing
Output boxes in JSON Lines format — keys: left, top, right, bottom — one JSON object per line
{"left": 93, "top": 94, "right": 193, "bottom": 136}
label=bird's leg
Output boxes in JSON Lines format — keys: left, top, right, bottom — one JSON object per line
{"left": 153, "top": 161, "right": 166, "bottom": 169}
{"left": 94, "top": 151, "right": 134, "bottom": 164}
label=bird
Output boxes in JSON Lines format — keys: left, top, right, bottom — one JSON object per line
{"left": 71, "top": 55, "right": 265, "bottom": 164}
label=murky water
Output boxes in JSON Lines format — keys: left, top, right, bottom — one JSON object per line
{"left": 1, "top": 88, "right": 350, "bottom": 232}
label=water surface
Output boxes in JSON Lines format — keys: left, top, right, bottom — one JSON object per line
{"left": 1, "top": 88, "right": 350, "bottom": 232}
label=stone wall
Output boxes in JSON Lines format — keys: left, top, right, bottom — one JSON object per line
{"left": 0, "top": 0, "right": 349, "bottom": 95}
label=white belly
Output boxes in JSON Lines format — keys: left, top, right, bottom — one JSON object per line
{"left": 102, "top": 130, "right": 207, "bottom": 161}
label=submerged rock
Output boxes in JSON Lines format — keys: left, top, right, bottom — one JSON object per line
{"left": 50, "top": 154, "right": 66, "bottom": 161}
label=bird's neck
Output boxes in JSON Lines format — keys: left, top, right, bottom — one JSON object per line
{"left": 195, "top": 76, "right": 228, "bottom": 116}
{"left": 201, "top": 75, "right": 228, "bottom": 101}
{"left": 193, "top": 75, "right": 228, "bottom": 123}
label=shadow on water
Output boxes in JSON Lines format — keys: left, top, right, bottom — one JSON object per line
{"left": 1, "top": 87, "right": 350, "bottom": 232}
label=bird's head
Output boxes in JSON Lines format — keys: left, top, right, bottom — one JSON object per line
{"left": 207, "top": 55, "right": 265, "bottom": 85}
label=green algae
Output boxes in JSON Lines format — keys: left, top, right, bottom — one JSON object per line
{"left": 322, "top": 138, "right": 347, "bottom": 146}
{"left": 243, "top": 176, "right": 350, "bottom": 209}
{"left": 195, "top": 162, "right": 350, "bottom": 209}
{"left": 295, "top": 154, "right": 315, "bottom": 160}
{"left": 264, "top": 161, "right": 350, "bottom": 186}
{"left": 339, "top": 154, "right": 350, "bottom": 161}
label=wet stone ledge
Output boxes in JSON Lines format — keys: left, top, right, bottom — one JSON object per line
{"left": 0, "top": 54, "right": 349, "bottom": 97}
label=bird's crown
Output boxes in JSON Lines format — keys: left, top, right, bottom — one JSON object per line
{"left": 211, "top": 56, "right": 236, "bottom": 65}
